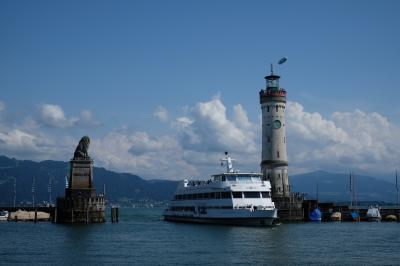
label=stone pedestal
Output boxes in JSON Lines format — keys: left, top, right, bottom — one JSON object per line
{"left": 56, "top": 158, "right": 106, "bottom": 223}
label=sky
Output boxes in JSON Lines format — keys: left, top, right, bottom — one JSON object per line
{"left": 1, "top": 0, "right": 399, "bottom": 181}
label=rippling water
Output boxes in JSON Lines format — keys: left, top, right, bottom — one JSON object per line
{"left": 0, "top": 208, "right": 399, "bottom": 265}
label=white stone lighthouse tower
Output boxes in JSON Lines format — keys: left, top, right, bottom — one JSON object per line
{"left": 259, "top": 65, "right": 290, "bottom": 197}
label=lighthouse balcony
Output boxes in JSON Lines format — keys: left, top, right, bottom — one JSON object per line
{"left": 259, "top": 88, "right": 286, "bottom": 97}
{"left": 259, "top": 88, "right": 286, "bottom": 103}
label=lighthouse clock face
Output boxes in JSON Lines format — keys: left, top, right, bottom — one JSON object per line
{"left": 273, "top": 120, "right": 281, "bottom": 129}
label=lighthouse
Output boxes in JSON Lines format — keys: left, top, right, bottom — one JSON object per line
{"left": 258, "top": 61, "right": 304, "bottom": 222}
{"left": 259, "top": 65, "right": 290, "bottom": 197}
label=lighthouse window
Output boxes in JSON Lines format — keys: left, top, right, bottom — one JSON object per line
{"left": 276, "top": 105, "right": 278, "bottom": 112}
{"left": 267, "top": 106, "right": 269, "bottom": 112}
{"left": 284, "top": 137, "right": 286, "bottom": 143}
{"left": 267, "top": 136, "right": 270, "bottom": 143}
{"left": 277, "top": 151, "right": 280, "bottom": 158}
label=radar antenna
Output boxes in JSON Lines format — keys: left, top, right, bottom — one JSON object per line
{"left": 220, "top": 151, "right": 236, "bottom": 173}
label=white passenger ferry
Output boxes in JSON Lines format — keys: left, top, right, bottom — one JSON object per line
{"left": 163, "top": 152, "right": 278, "bottom": 226}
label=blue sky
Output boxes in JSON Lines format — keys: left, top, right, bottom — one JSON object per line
{"left": 1, "top": 0, "right": 399, "bottom": 180}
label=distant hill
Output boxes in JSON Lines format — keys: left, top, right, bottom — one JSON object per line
{"left": 0, "top": 156, "right": 178, "bottom": 206}
{"left": 0, "top": 156, "right": 398, "bottom": 206}
{"left": 290, "top": 170, "right": 398, "bottom": 203}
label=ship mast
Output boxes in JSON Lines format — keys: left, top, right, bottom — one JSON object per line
{"left": 220, "top": 152, "right": 235, "bottom": 173}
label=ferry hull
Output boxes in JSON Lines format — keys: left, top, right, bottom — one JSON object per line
{"left": 163, "top": 215, "right": 276, "bottom": 226}
{"left": 163, "top": 208, "right": 278, "bottom": 226}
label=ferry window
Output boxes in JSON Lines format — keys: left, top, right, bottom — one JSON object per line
{"left": 210, "top": 192, "right": 216, "bottom": 199}
{"left": 251, "top": 176, "right": 261, "bottom": 182}
{"left": 204, "top": 193, "right": 210, "bottom": 199}
{"left": 183, "top": 194, "right": 189, "bottom": 200}
{"left": 232, "top": 192, "right": 242, "bottom": 198}
{"left": 188, "top": 194, "right": 193, "bottom": 200}
{"left": 261, "top": 192, "right": 271, "bottom": 198}
{"left": 216, "top": 192, "right": 221, "bottom": 199}
{"left": 237, "top": 175, "right": 251, "bottom": 182}
{"left": 221, "top": 176, "right": 226, "bottom": 181}
{"left": 244, "top": 192, "right": 260, "bottom": 198}
{"left": 221, "top": 192, "right": 231, "bottom": 199}
{"left": 227, "top": 175, "right": 236, "bottom": 181}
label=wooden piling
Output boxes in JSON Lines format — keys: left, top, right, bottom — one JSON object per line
{"left": 111, "top": 206, "right": 119, "bottom": 223}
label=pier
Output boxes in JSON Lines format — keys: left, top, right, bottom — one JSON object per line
{"left": 303, "top": 200, "right": 400, "bottom": 222}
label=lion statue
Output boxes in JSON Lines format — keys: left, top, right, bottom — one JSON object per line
{"left": 73, "top": 136, "right": 91, "bottom": 159}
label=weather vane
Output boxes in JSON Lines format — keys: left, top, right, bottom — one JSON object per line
{"left": 270, "top": 56, "right": 288, "bottom": 74}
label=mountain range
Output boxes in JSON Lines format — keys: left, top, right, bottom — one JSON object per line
{"left": 0, "top": 155, "right": 398, "bottom": 206}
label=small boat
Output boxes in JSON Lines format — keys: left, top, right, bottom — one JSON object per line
{"left": 0, "top": 210, "right": 9, "bottom": 221}
{"left": 365, "top": 205, "right": 381, "bottom": 222}
{"left": 351, "top": 210, "right": 360, "bottom": 222}
{"left": 9, "top": 210, "right": 50, "bottom": 221}
{"left": 385, "top": 214, "right": 397, "bottom": 222}
{"left": 309, "top": 208, "right": 322, "bottom": 222}
{"left": 330, "top": 211, "right": 342, "bottom": 221}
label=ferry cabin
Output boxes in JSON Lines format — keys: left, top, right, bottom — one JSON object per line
{"left": 164, "top": 173, "right": 277, "bottom": 225}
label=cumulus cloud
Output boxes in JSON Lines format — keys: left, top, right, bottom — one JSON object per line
{"left": 153, "top": 106, "right": 168, "bottom": 122}
{"left": 86, "top": 96, "right": 261, "bottom": 179}
{"left": 92, "top": 131, "right": 198, "bottom": 179}
{"left": 40, "top": 104, "right": 78, "bottom": 128}
{"left": 286, "top": 101, "right": 400, "bottom": 175}
{"left": 1, "top": 96, "right": 399, "bottom": 180}
{"left": 91, "top": 97, "right": 400, "bottom": 179}
{"left": 176, "top": 96, "right": 258, "bottom": 154}
{"left": 39, "top": 104, "right": 99, "bottom": 128}
{"left": 78, "top": 109, "right": 101, "bottom": 127}
{"left": 0, "top": 127, "right": 73, "bottom": 161}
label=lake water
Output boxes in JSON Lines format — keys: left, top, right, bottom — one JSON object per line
{"left": 0, "top": 208, "right": 399, "bottom": 265}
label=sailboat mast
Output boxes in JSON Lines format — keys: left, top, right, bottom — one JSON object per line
{"left": 349, "top": 172, "right": 353, "bottom": 207}
{"left": 396, "top": 170, "right": 399, "bottom": 217}
{"left": 316, "top": 177, "right": 319, "bottom": 206}
{"left": 354, "top": 172, "right": 357, "bottom": 210}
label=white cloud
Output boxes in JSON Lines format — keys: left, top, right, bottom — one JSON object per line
{"left": 92, "top": 131, "right": 198, "bottom": 179}
{"left": 153, "top": 106, "right": 168, "bottom": 122}
{"left": 177, "top": 96, "right": 258, "bottom": 154}
{"left": 39, "top": 104, "right": 99, "bottom": 128}
{"left": 286, "top": 101, "right": 400, "bottom": 175}
{"left": 1, "top": 97, "right": 399, "bottom": 180}
{"left": 40, "top": 104, "right": 77, "bottom": 128}
{"left": 79, "top": 109, "right": 101, "bottom": 127}
{"left": 0, "top": 127, "right": 73, "bottom": 161}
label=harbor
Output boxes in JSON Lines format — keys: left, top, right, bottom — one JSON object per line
{"left": 1, "top": 207, "right": 399, "bottom": 265}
